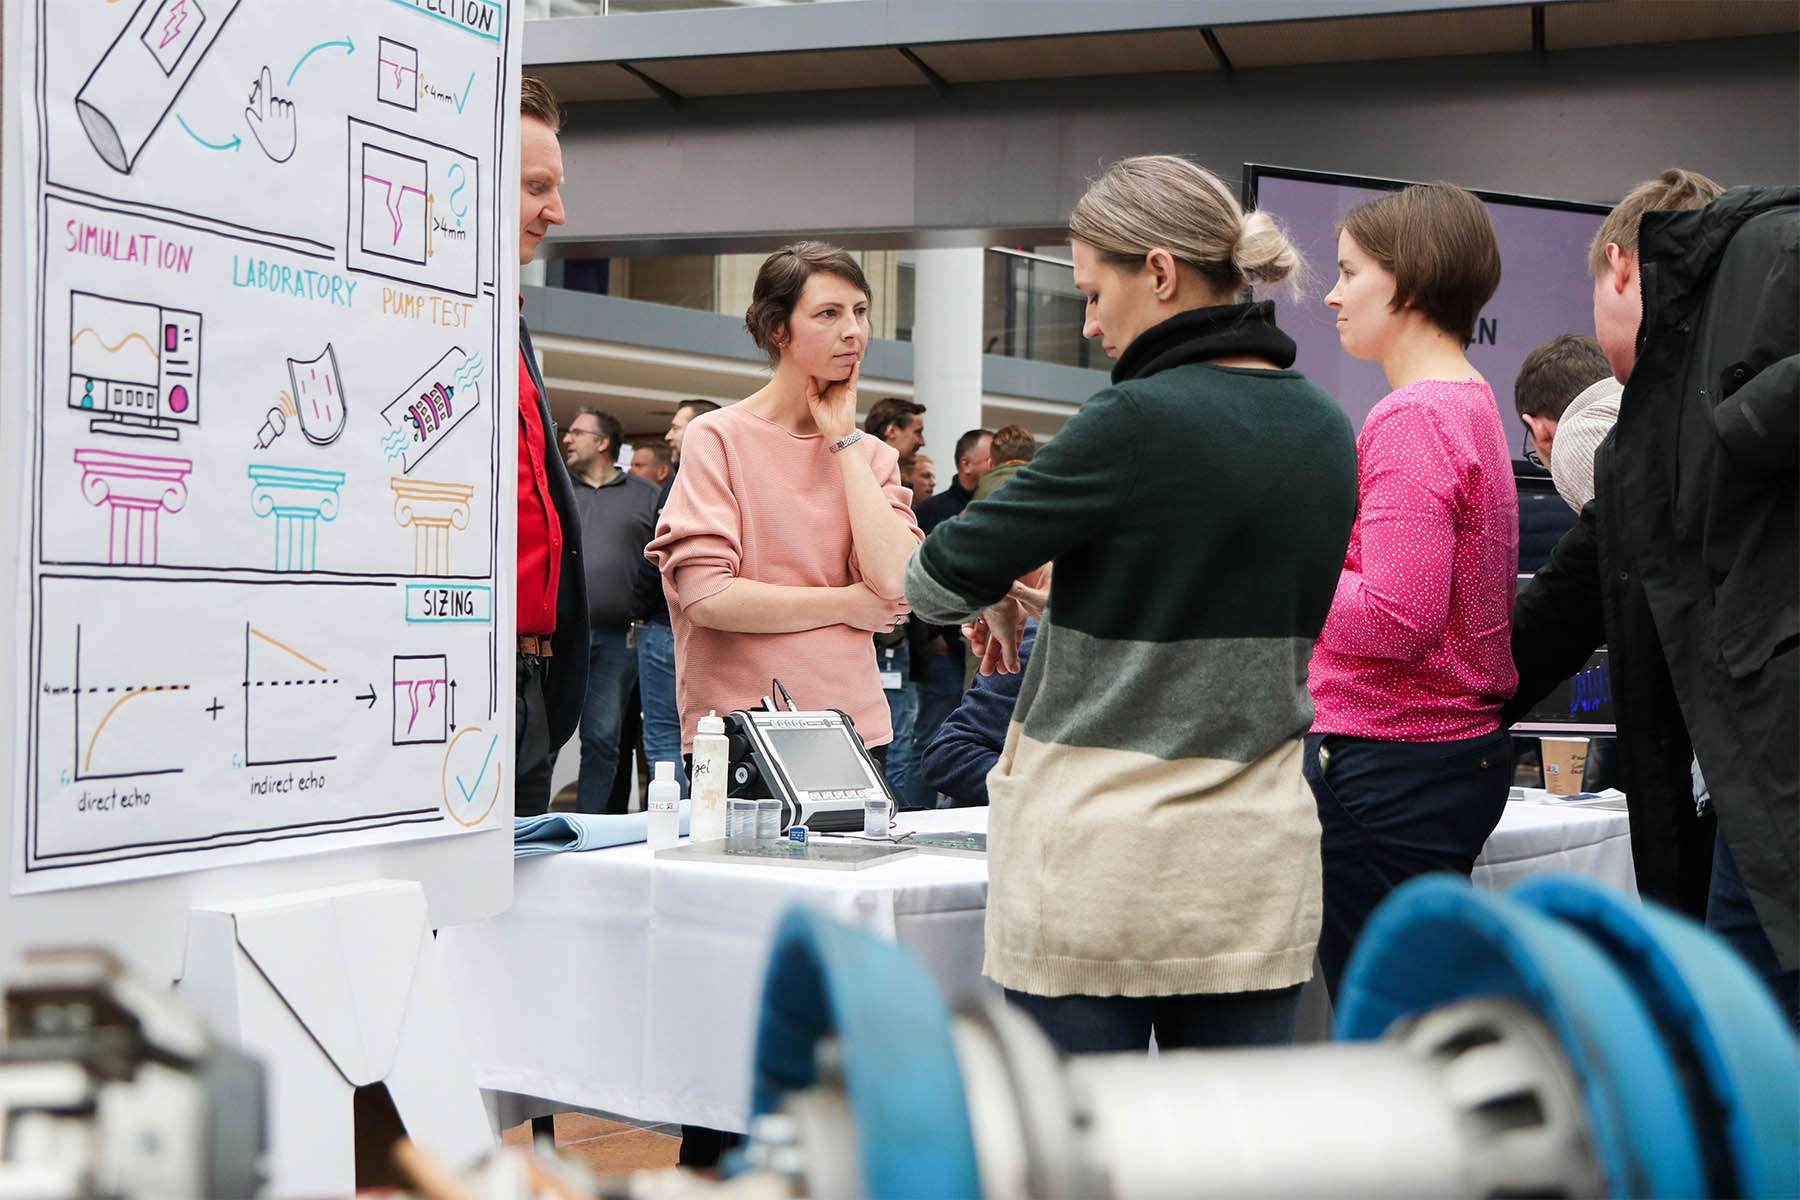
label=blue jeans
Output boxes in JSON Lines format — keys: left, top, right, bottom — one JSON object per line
{"left": 880, "top": 641, "right": 916, "bottom": 797}
{"left": 1305, "top": 728, "right": 1512, "bottom": 998}
{"left": 636, "top": 620, "right": 685, "bottom": 792}
{"left": 577, "top": 626, "right": 638, "bottom": 814}
{"left": 905, "top": 644, "right": 964, "bottom": 810}
{"left": 1005, "top": 986, "right": 1303, "bottom": 1054}
{"left": 1707, "top": 833, "right": 1800, "bottom": 1027}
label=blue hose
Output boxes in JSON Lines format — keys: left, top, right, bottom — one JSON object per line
{"left": 748, "top": 908, "right": 983, "bottom": 1199}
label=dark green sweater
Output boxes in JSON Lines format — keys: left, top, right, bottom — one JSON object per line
{"left": 907, "top": 304, "right": 1357, "bottom": 764}
{"left": 903, "top": 302, "right": 1358, "bottom": 997}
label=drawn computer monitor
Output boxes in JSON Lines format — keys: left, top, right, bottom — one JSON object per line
{"left": 67, "top": 291, "right": 201, "bottom": 441}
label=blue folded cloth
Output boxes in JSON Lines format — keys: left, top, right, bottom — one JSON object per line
{"left": 513, "top": 801, "right": 690, "bottom": 859}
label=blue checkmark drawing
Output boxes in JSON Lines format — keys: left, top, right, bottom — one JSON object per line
{"left": 454, "top": 72, "right": 476, "bottom": 114}
{"left": 456, "top": 734, "right": 499, "bottom": 804}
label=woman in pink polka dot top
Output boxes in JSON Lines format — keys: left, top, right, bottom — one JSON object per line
{"left": 1305, "top": 183, "right": 1520, "bottom": 998}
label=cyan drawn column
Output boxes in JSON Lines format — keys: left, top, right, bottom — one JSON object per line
{"left": 248, "top": 465, "right": 347, "bottom": 572}
{"left": 74, "top": 448, "right": 193, "bottom": 565}
{"left": 390, "top": 478, "right": 474, "bottom": 575}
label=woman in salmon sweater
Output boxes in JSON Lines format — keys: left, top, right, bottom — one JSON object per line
{"left": 645, "top": 243, "right": 922, "bottom": 759}
{"left": 1307, "top": 183, "right": 1518, "bottom": 999}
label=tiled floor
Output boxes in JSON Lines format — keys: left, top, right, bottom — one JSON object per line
{"left": 500, "top": 1112, "right": 682, "bottom": 1175}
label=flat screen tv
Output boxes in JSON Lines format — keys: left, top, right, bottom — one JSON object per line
{"left": 1244, "top": 165, "right": 1607, "bottom": 460}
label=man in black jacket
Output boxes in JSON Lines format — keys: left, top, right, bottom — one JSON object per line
{"left": 1507, "top": 170, "right": 1797, "bottom": 1011}
{"left": 513, "top": 77, "right": 587, "bottom": 817}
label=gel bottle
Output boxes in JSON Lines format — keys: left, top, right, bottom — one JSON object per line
{"left": 690, "top": 710, "right": 730, "bottom": 843}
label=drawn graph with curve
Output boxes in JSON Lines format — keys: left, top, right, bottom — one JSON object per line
{"left": 44, "top": 624, "right": 189, "bottom": 782}
{"left": 243, "top": 623, "right": 340, "bottom": 767}
{"left": 345, "top": 117, "right": 479, "bottom": 297}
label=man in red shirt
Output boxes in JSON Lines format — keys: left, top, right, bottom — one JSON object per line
{"left": 514, "top": 77, "right": 587, "bottom": 816}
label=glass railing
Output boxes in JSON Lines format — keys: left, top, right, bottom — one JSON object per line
{"left": 549, "top": 245, "right": 1095, "bottom": 371}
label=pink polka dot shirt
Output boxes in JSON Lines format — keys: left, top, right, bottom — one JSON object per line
{"left": 1309, "top": 379, "right": 1520, "bottom": 742}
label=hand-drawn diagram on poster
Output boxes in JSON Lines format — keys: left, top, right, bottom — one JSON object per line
{"left": 6, "top": 0, "right": 518, "bottom": 892}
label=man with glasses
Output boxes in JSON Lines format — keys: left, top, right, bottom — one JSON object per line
{"left": 563, "top": 407, "right": 659, "bottom": 813}
{"left": 1513, "top": 334, "right": 1622, "bottom": 512}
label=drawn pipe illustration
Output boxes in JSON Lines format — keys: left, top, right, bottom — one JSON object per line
{"left": 380, "top": 347, "right": 483, "bottom": 473}
{"left": 76, "top": 0, "right": 245, "bottom": 174}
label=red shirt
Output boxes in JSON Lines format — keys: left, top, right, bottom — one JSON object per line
{"left": 517, "top": 349, "right": 561, "bottom": 636}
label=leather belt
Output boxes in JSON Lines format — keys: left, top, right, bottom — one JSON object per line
{"left": 517, "top": 634, "right": 554, "bottom": 658}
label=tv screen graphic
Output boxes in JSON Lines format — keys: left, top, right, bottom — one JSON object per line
{"left": 1246, "top": 166, "right": 1606, "bottom": 458}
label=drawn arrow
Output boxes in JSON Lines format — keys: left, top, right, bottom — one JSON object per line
{"left": 289, "top": 36, "right": 355, "bottom": 87}
{"left": 449, "top": 680, "right": 457, "bottom": 731}
{"left": 355, "top": 684, "right": 377, "bottom": 709}
{"left": 175, "top": 114, "right": 240, "bottom": 153}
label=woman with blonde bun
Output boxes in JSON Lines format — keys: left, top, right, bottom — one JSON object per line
{"left": 906, "top": 155, "right": 1358, "bottom": 1052}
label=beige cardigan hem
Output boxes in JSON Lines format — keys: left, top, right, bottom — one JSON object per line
{"left": 983, "top": 943, "right": 1316, "bottom": 999}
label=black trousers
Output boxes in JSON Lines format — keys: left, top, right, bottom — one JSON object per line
{"left": 515, "top": 656, "right": 553, "bottom": 818}
{"left": 1004, "top": 986, "right": 1302, "bottom": 1055}
{"left": 1304, "top": 728, "right": 1512, "bottom": 998}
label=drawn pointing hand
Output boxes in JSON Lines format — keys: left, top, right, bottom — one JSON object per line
{"left": 245, "top": 66, "right": 297, "bottom": 164}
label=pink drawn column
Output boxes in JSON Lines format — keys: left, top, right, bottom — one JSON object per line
{"left": 74, "top": 449, "right": 193, "bottom": 565}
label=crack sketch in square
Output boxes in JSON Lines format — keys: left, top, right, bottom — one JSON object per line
{"left": 359, "top": 144, "right": 428, "bottom": 266}
{"left": 392, "top": 654, "right": 449, "bottom": 746}
{"left": 345, "top": 118, "right": 480, "bottom": 298}
{"left": 377, "top": 38, "right": 419, "bottom": 110}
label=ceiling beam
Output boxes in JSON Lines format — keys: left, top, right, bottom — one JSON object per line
{"left": 616, "top": 62, "right": 684, "bottom": 108}
{"left": 895, "top": 46, "right": 954, "bottom": 99}
{"left": 1200, "top": 26, "right": 1236, "bottom": 75}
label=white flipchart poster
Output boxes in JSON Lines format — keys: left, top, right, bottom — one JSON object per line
{"left": 4, "top": 0, "right": 520, "bottom": 892}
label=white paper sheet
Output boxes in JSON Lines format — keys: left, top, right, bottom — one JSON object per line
{"left": 6, "top": 0, "right": 519, "bottom": 893}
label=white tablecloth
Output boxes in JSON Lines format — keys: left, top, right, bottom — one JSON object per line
{"left": 441, "top": 810, "right": 990, "bottom": 1133}
{"left": 440, "top": 798, "right": 1632, "bottom": 1133}
{"left": 1475, "top": 794, "right": 1637, "bottom": 895}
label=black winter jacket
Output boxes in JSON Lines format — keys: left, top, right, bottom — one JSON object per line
{"left": 1507, "top": 187, "right": 1797, "bottom": 969}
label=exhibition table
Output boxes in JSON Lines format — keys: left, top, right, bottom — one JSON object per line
{"left": 440, "top": 797, "right": 1632, "bottom": 1134}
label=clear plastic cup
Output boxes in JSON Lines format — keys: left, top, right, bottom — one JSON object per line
{"left": 755, "top": 798, "right": 781, "bottom": 841}
{"left": 864, "top": 794, "right": 890, "bottom": 837}
{"left": 726, "top": 797, "right": 758, "bottom": 847}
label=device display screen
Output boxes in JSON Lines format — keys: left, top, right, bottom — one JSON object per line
{"left": 762, "top": 726, "right": 876, "bottom": 791}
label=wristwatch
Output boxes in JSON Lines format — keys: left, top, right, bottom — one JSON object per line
{"left": 828, "top": 430, "right": 864, "bottom": 454}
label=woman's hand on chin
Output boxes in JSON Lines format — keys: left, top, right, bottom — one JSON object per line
{"left": 805, "top": 360, "right": 860, "bottom": 441}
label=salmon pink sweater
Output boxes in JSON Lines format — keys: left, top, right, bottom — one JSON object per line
{"left": 645, "top": 406, "right": 922, "bottom": 751}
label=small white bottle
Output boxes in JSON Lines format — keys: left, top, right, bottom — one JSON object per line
{"left": 647, "top": 761, "right": 681, "bottom": 851}
{"left": 691, "top": 710, "right": 730, "bottom": 843}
